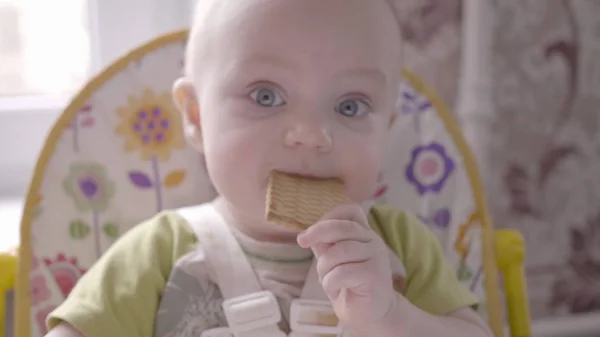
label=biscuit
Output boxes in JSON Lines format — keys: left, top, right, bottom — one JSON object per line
{"left": 266, "top": 171, "right": 350, "bottom": 230}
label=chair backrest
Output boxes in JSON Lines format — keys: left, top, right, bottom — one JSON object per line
{"left": 15, "top": 30, "right": 501, "bottom": 337}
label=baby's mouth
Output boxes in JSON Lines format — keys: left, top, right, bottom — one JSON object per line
{"left": 273, "top": 170, "right": 337, "bottom": 182}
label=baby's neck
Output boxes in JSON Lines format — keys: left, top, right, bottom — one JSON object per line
{"left": 213, "top": 197, "right": 300, "bottom": 244}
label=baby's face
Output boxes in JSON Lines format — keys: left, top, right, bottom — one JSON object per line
{"left": 185, "top": 0, "right": 402, "bottom": 226}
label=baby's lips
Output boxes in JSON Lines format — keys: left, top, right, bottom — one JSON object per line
{"left": 272, "top": 169, "right": 342, "bottom": 182}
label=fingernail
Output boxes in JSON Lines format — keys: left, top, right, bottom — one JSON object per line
{"left": 297, "top": 231, "right": 308, "bottom": 246}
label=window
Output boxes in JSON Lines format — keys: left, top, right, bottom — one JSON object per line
{"left": 0, "top": 0, "right": 193, "bottom": 249}
{"left": 0, "top": 0, "right": 91, "bottom": 96}
{"left": 0, "top": 0, "right": 91, "bottom": 198}
{"left": 0, "top": 0, "right": 194, "bottom": 198}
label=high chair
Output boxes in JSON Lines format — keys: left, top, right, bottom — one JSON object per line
{"left": 1, "top": 249, "right": 17, "bottom": 337}
{"left": 2, "top": 30, "right": 530, "bottom": 337}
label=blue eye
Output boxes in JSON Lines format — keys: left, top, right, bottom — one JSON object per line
{"left": 336, "top": 99, "right": 369, "bottom": 117}
{"left": 250, "top": 88, "right": 285, "bottom": 107}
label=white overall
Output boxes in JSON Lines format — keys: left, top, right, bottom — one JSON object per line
{"left": 178, "top": 204, "right": 405, "bottom": 337}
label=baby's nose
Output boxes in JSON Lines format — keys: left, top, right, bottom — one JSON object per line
{"left": 284, "top": 122, "right": 332, "bottom": 152}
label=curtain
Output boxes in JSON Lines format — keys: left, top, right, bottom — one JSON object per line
{"left": 401, "top": 0, "right": 600, "bottom": 333}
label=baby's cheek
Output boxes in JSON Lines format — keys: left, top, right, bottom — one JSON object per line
{"left": 208, "top": 128, "right": 262, "bottom": 162}
{"left": 342, "top": 145, "right": 382, "bottom": 201}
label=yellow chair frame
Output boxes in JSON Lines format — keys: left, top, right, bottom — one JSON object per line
{"left": 1, "top": 249, "right": 17, "bottom": 337}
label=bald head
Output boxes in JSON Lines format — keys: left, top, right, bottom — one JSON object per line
{"left": 185, "top": 0, "right": 404, "bottom": 84}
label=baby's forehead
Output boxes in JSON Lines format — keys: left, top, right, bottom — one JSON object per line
{"left": 190, "top": 0, "right": 401, "bottom": 34}
{"left": 185, "top": 0, "right": 403, "bottom": 80}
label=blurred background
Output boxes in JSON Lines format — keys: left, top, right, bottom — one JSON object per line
{"left": 0, "top": 0, "right": 599, "bottom": 336}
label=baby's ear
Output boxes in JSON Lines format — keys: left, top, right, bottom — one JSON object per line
{"left": 172, "top": 78, "right": 203, "bottom": 152}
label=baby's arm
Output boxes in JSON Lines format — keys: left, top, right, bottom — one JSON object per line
{"left": 445, "top": 307, "right": 494, "bottom": 336}
{"left": 360, "top": 298, "right": 493, "bottom": 337}
{"left": 41, "top": 212, "right": 196, "bottom": 337}
{"left": 365, "top": 206, "right": 494, "bottom": 336}
{"left": 45, "top": 323, "right": 85, "bottom": 337}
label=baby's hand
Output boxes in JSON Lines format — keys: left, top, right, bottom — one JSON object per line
{"left": 297, "top": 204, "right": 397, "bottom": 330}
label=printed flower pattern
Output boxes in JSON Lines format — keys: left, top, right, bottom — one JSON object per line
{"left": 405, "top": 142, "right": 454, "bottom": 195}
{"left": 30, "top": 275, "right": 51, "bottom": 306}
{"left": 43, "top": 253, "right": 86, "bottom": 298}
{"left": 35, "top": 305, "right": 56, "bottom": 336}
{"left": 115, "top": 88, "right": 185, "bottom": 162}
{"left": 63, "top": 163, "right": 118, "bottom": 256}
{"left": 398, "top": 85, "right": 432, "bottom": 115}
{"left": 63, "top": 163, "right": 115, "bottom": 213}
{"left": 453, "top": 212, "right": 483, "bottom": 289}
{"left": 115, "top": 88, "right": 187, "bottom": 212}
{"left": 67, "top": 102, "right": 96, "bottom": 153}
{"left": 454, "top": 212, "right": 479, "bottom": 261}
{"left": 31, "top": 253, "right": 40, "bottom": 271}
{"left": 418, "top": 208, "right": 451, "bottom": 230}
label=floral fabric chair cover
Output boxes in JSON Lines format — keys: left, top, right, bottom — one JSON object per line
{"left": 14, "top": 31, "right": 503, "bottom": 337}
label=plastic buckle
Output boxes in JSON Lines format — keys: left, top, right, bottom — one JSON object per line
{"left": 201, "top": 327, "right": 234, "bottom": 337}
{"left": 289, "top": 331, "right": 353, "bottom": 337}
{"left": 201, "top": 327, "right": 287, "bottom": 337}
{"left": 290, "top": 299, "right": 342, "bottom": 335}
{"left": 222, "top": 291, "right": 282, "bottom": 334}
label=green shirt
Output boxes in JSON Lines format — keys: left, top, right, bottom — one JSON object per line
{"left": 48, "top": 204, "right": 478, "bottom": 337}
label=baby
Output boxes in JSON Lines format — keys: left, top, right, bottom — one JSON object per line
{"left": 46, "top": 0, "right": 493, "bottom": 336}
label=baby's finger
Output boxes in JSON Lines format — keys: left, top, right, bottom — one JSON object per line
{"left": 321, "top": 204, "right": 370, "bottom": 228}
{"left": 321, "top": 261, "right": 370, "bottom": 298}
{"left": 316, "top": 240, "right": 371, "bottom": 280}
{"left": 312, "top": 242, "right": 333, "bottom": 257}
{"left": 297, "top": 219, "right": 372, "bottom": 248}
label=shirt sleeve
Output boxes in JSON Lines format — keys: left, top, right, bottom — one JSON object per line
{"left": 46, "top": 211, "right": 197, "bottom": 337}
{"left": 370, "top": 205, "right": 479, "bottom": 316}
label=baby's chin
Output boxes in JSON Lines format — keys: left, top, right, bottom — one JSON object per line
{"left": 225, "top": 200, "right": 304, "bottom": 242}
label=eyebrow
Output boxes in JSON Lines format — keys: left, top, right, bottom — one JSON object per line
{"left": 334, "top": 67, "right": 387, "bottom": 87}
{"left": 233, "top": 54, "right": 386, "bottom": 86}
{"left": 234, "top": 54, "right": 297, "bottom": 71}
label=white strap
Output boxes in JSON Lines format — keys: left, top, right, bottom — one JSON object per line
{"left": 202, "top": 326, "right": 285, "bottom": 337}
{"left": 179, "top": 204, "right": 286, "bottom": 337}
{"left": 289, "top": 259, "right": 345, "bottom": 336}
{"left": 300, "top": 260, "right": 328, "bottom": 300}
{"left": 178, "top": 204, "right": 263, "bottom": 298}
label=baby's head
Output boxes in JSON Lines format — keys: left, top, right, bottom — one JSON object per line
{"left": 174, "top": 0, "right": 403, "bottom": 234}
